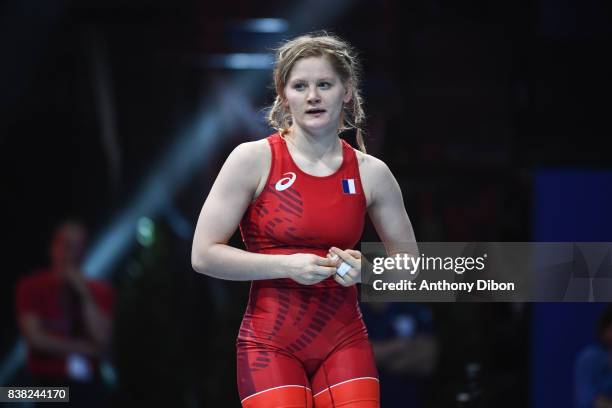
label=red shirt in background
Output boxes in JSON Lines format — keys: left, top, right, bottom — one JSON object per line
{"left": 15, "top": 268, "right": 114, "bottom": 378}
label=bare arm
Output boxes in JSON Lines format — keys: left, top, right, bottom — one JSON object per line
{"left": 325, "top": 153, "right": 419, "bottom": 287}
{"left": 64, "top": 270, "right": 112, "bottom": 351}
{"left": 360, "top": 156, "right": 437, "bottom": 374}
{"left": 78, "top": 288, "right": 112, "bottom": 351}
{"left": 191, "top": 141, "right": 336, "bottom": 284}
{"left": 19, "top": 314, "right": 98, "bottom": 357}
{"left": 361, "top": 154, "right": 418, "bottom": 257}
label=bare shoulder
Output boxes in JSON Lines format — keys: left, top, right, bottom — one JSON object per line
{"left": 354, "top": 149, "right": 392, "bottom": 181}
{"left": 354, "top": 149, "right": 395, "bottom": 207}
{"left": 230, "top": 139, "right": 270, "bottom": 166}
{"left": 226, "top": 138, "right": 271, "bottom": 199}
{"left": 223, "top": 138, "right": 270, "bottom": 177}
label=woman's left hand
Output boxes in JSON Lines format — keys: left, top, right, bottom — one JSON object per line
{"left": 328, "top": 247, "right": 362, "bottom": 287}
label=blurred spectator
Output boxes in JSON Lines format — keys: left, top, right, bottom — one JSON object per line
{"left": 15, "top": 221, "right": 114, "bottom": 407}
{"left": 361, "top": 302, "right": 438, "bottom": 407}
{"left": 575, "top": 304, "right": 612, "bottom": 408}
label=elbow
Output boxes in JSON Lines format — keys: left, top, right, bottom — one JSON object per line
{"left": 191, "top": 249, "right": 210, "bottom": 275}
{"left": 192, "top": 242, "right": 229, "bottom": 279}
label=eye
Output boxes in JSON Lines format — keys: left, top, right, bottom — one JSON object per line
{"left": 318, "top": 81, "right": 331, "bottom": 89}
{"left": 293, "top": 82, "right": 306, "bottom": 91}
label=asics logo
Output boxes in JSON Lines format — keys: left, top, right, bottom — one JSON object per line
{"left": 275, "top": 172, "right": 296, "bottom": 191}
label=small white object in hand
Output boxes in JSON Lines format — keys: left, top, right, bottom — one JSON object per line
{"left": 336, "top": 262, "right": 351, "bottom": 277}
{"left": 330, "top": 254, "right": 351, "bottom": 277}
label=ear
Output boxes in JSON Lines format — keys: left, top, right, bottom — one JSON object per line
{"left": 343, "top": 83, "right": 353, "bottom": 104}
{"left": 280, "top": 93, "right": 289, "bottom": 108}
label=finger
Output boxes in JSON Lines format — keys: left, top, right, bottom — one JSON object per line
{"left": 327, "top": 253, "right": 342, "bottom": 267}
{"left": 345, "top": 249, "right": 362, "bottom": 259}
{"left": 344, "top": 269, "right": 360, "bottom": 284}
{"left": 329, "top": 247, "right": 358, "bottom": 269}
{"left": 315, "top": 256, "right": 336, "bottom": 267}
{"left": 314, "top": 266, "right": 338, "bottom": 277}
{"left": 337, "top": 272, "right": 356, "bottom": 287}
{"left": 328, "top": 247, "right": 349, "bottom": 261}
{"left": 334, "top": 273, "right": 349, "bottom": 286}
{"left": 336, "top": 261, "right": 352, "bottom": 277}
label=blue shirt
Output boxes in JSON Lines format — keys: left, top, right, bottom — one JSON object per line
{"left": 575, "top": 345, "right": 612, "bottom": 408}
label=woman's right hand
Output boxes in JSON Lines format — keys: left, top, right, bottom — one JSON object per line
{"left": 284, "top": 253, "right": 337, "bottom": 285}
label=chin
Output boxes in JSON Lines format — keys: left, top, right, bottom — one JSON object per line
{"left": 305, "top": 120, "right": 331, "bottom": 128}
{"left": 304, "top": 125, "right": 335, "bottom": 135}
{"left": 300, "top": 118, "right": 338, "bottom": 132}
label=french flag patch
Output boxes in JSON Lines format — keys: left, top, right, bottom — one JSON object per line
{"left": 341, "top": 179, "right": 357, "bottom": 194}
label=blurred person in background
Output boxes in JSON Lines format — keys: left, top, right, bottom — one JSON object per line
{"left": 15, "top": 221, "right": 114, "bottom": 407}
{"left": 192, "top": 32, "right": 417, "bottom": 407}
{"left": 575, "top": 304, "right": 612, "bottom": 408}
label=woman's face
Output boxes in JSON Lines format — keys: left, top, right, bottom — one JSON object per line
{"left": 283, "top": 56, "right": 352, "bottom": 136}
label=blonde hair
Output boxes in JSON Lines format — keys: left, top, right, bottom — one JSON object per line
{"left": 267, "top": 32, "right": 367, "bottom": 153}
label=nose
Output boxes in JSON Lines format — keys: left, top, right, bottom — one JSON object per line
{"left": 306, "top": 85, "right": 321, "bottom": 104}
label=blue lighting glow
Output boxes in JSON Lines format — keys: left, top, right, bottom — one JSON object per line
{"left": 136, "top": 217, "right": 155, "bottom": 247}
{"left": 237, "top": 18, "right": 289, "bottom": 33}
{"left": 84, "top": 114, "right": 220, "bottom": 279}
{"left": 0, "top": 341, "right": 25, "bottom": 386}
{"left": 206, "top": 53, "right": 274, "bottom": 70}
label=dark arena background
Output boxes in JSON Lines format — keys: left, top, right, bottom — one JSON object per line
{"left": 1, "top": 1, "right": 611, "bottom": 407}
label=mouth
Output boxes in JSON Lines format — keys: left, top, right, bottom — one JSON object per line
{"left": 305, "top": 108, "right": 326, "bottom": 115}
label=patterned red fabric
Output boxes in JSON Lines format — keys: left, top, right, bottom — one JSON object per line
{"left": 237, "top": 134, "right": 378, "bottom": 404}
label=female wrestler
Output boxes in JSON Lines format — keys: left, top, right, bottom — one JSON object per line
{"left": 192, "top": 32, "right": 416, "bottom": 407}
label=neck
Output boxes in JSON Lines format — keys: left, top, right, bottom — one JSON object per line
{"left": 286, "top": 125, "right": 340, "bottom": 161}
